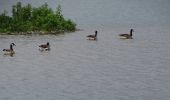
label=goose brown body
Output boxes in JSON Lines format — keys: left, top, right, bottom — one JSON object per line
{"left": 87, "top": 31, "right": 98, "bottom": 40}
{"left": 119, "top": 29, "right": 134, "bottom": 39}
{"left": 3, "top": 43, "right": 16, "bottom": 55}
{"left": 39, "top": 42, "right": 50, "bottom": 51}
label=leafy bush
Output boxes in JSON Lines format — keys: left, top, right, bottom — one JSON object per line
{"left": 0, "top": 2, "right": 76, "bottom": 34}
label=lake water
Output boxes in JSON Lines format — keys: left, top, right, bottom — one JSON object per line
{"left": 0, "top": 0, "right": 170, "bottom": 100}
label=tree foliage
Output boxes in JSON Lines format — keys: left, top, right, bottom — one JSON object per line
{"left": 0, "top": 2, "right": 76, "bottom": 34}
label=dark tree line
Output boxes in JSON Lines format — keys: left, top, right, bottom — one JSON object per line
{"left": 0, "top": 2, "right": 76, "bottom": 34}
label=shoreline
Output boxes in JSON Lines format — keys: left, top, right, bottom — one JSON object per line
{"left": 0, "top": 29, "right": 80, "bottom": 35}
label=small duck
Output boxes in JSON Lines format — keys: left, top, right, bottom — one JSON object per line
{"left": 119, "top": 29, "right": 134, "bottom": 39}
{"left": 3, "top": 43, "right": 16, "bottom": 55}
{"left": 39, "top": 42, "right": 50, "bottom": 51}
{"left": 87, "top": 30, "right": 98, "bottom": 40}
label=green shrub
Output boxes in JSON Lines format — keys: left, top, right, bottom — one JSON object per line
{"left": 0, "top": 2, "right": 76, "bottom": 34}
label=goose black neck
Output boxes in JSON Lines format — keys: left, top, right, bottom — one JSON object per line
{"left": 10, "top": 44, "right": 13, "bottom": 50}
{"left": 95, "top": 31, "right": 98, "bottom": 37}
{"left": 130, "top": 29, "right": 133, "bottom": 36}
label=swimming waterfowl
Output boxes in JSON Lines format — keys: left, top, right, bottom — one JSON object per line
{"left": 87, "top": 30, "right": 98, "bottom": 40}
{"left": 39, "top": 42, "right": 50, "bottom": 51}
{"left": 3, "top": 43, "right": 16, "bottom": 55}
{"left": 119, "top": 29, "right": 134, "bottom": 39}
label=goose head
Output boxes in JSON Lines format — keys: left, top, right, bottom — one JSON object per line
{"left": 47, "top": 42, "right": 50, "bottom": 46}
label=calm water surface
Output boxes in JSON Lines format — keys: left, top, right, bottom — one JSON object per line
{"left": 0, "top": 0, "right": 170, "bottom": 100}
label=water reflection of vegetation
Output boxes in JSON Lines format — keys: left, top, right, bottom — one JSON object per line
{"left": 0, "top": 2, "right": 76, "bottom": 35}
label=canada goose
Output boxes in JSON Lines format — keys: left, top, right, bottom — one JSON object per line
{"left": 119, "top": 29, "right": 134, "bottom": 39}
{"left": 3, "top": 43, "right": 16, "bottom": 55}
{"left": 87, "top": 30, "right": 98, "bottom": 40}
{"left": 39, "top": 42, "right": 50, "bottom": 51}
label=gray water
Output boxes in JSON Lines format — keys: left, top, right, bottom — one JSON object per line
{"left": 0, "top": 0, "right": 170, "bottom": 100}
